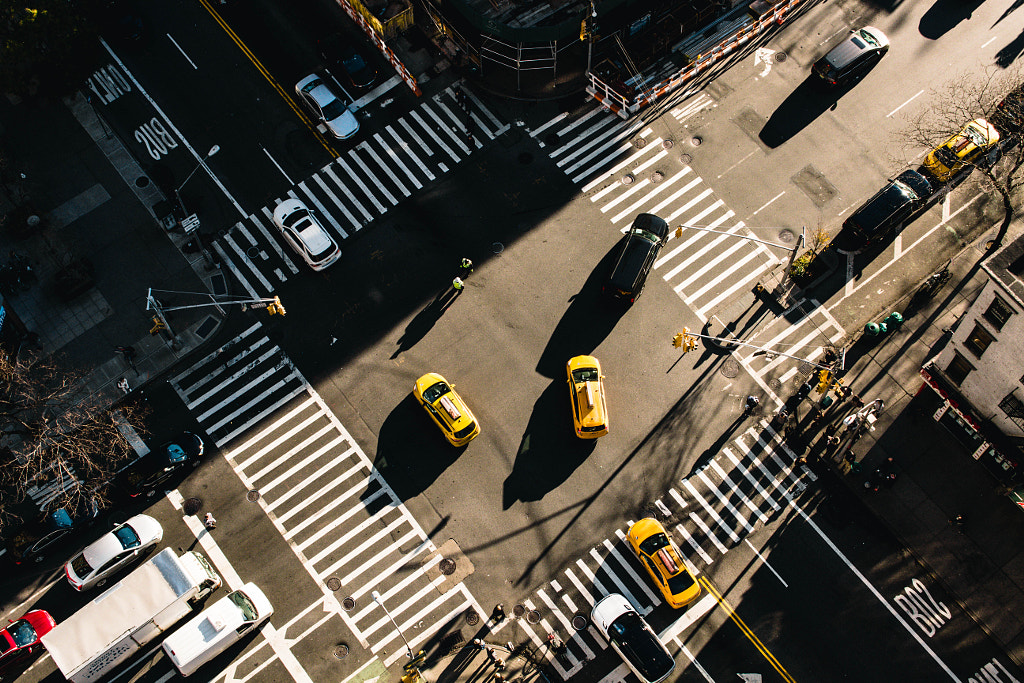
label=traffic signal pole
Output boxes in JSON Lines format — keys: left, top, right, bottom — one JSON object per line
{"left": 671, "top": 328, "right": 833, "bottom": 370}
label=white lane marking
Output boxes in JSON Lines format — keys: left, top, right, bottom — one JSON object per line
{"left": 374, "top": 131, "right": 423, "bottom": 189}
{"left": 709, "top": 458, "right": 768, "bottom": 524}
{"left": 588, "top": 547, "right": 646, "bottom": 614}
{"left": 538, "top": 589, "right": 596, "bottom": 661}
{"left": 669, "top": 487, "right": 688, "bottom": 509}
{"left": 348, "top": 148, "right": 400, "bottom": 206}
{"left": 697, "top": 469, "right": 756, "bottom": 535}
{"left": 716, "top": 149, "right": 757, "bottom": 179}
{"left": 744, "top": 538, "right": 788, "bottom": 588}
{"left": 223, "top": 232, "right": 273, "bottom": 293}
{"left": 887, "top": 89, "right": 925, "bottom": 118}
{"left": 751, "top": 191, "right": 785, "bottom": 216}
{"left": 531, "top": 111, "right": 570, "bottom": 139}
{"left": 336, "top": 156, "right": 387, "bottom": 214}
{"left": 263, "top": 146, "right": 295, "bottom": 185}
{"left": 251, "top": 212, "right": 301, "bottom": 274}
{"left": 291, "top": 185, "right": 349, "bottom": 240}
{"left": 675, "top": 522, "right": 714, "bottom": 565}
{"left": 410, "top": 109, "right": 460, "bottom": 162}
{"left": 358, "top": 141, "right": 411, "bottom": 197}
{"left": 234, "top": 396, "right": 320, "bottom": 468}
{"left": 683, "top": 479, "right": 741, "bottom": 545}
{"left": 605, "top": 535, "right": 661, "bottom": 605}
{"left": 676, "top": 641, "right": 716, "bottom": 682}
{"left": 421, "top": 101, "right": 472, "bottom": 155}
{"left": 278, "top": 461, "right": 373, "bottom": 529}
{"left": 166, "top": 33, "right": 197, "bottom": 68}
{"left": 722, "top": 447, "right": 780, "bottom": 511}
{"left": 322, "top": 163, "right": 373, "bottom": 224}
{"left": 550, "top": 107, "right": 607, "bottom": 154}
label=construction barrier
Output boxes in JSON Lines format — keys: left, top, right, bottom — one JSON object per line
{"left": 334, "top": 0, "right": 421, "bottom": 96}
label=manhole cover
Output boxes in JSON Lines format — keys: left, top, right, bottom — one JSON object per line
{"left": 492, "top": 241, "right": 504, "bottom": 254}
{"left": 768, "top": 378, "right": 782, "bottom": 391}
{"left": 775, "top": 52, "right": 787, "bottom": 62}
{"left": 572, "top": 614, "right": 588, "bottom": 630}
{"left": 135, "top": 176, "right": 150, "bottom": 188}
{"left": 246, "top": 246, "right": 260, "bottom": 259}
{"left": 334, "top": 644, "right": 350, "bottom": 659}
{"left": 326, "top": 577, "right": 342, "bottom": 591}
{"left": 720, "top": 359, "right": 740, "bottom": 378}
{"left": 183, "top": 498, "right": 202, "bottom": 515}
{"left": 634, "top": 137, "right": 648, "bottom": 148}
{"left": 680, "top": 153, "right": 692, "bottom": 164}
{"left": 777, "top": 229, "right": 795, "bottom": 243}
{"left": 662, "top": 139, "right": 674, "bottom": 150}
{"left": 439, "top": 558, "right": 457, "bottom": 575}
{"left": 651, "top": 171, "right": 664, "bottom": 183}
{"left": 518, "top": 152, "right": 533, "bottom": 164}
{"left": 247, "top": 490, "right": 261, "bottom": 502}
{"left": 526, "top": 610, "right": 541, "bottom": 624}
{"left": 342, "top": 596, "right": 355, "bottom": 611}
{"left": 691, "top": 136, "right": 703, "bottom": 147}
{"left": 465, "top": 609, "right": 479, "bottom": 625}
{"left": 545, "top": 133, "right": 559, "bottom": 146}
{"left": 622, "top": 173, "right": 635, "bottom": 185}
{"left": 512, "top": 604, "right": 526, "bottom": 618}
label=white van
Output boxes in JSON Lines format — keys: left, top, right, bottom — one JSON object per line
{"left": 161, "top": 582, "right": 272, "bottom": 677}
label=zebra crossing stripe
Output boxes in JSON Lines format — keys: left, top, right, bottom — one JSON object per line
{"left": 603, "top": 536, "right": 660, "bottom": 606}
{"left": 211, "top": 242, "right": 258, "bottom": 299}
{"left": 293, "top": 184, "right": 349, "bottom": 240}
{"left": 687, "top": 511, "right": 729, "bottom": 554}
{"left": 374, "top": 131, "right": 423, "bottom": 190}
{"left": 752, "top": 430, "right": 800, "bottom": 485}
{"left": 559, "top": 594, "right": 605, "bottom": 650}
{"left": 682, "top": 233, "right": 757, "bottom": 300}
{"left": 601, "top": 177, "right": 650, "bottom": 214}
{"left": 186, "top": 344, "right": 280, "bottom": 411}
{"left": 255, "top": 207, "right": 304, "bottom": 274}
{"left": 708, "top": 458, "right": 770, "bottom": 525}
{"left": 609, "top": 166, "right": 695, "bottom": 224}
{"left": 683, "top": 479, "right": 741, "bottom": 545}
{"left": 418, "top": 105, "right": 470, "bottom": 157}
{"left": 735, "top": 434, "right": 792, "bottom": 502}
{"left": 698, "top": 255, "right": 768, "bottom": 319}
{"left": 379, "top": 585, "right": 473, "bottom": 667}
{"left": 462, "top": 86, "right": 504, "bottom": 131}
{"left": 358, "top": 142, "right": 410, "bottom": 197}
{"left": 525, "top": 599, "right": 582, "bottom": 674}
{"left": 305, "top": 502, "right": 400, "bottom": 562}
{"left": 757, "top": 326, "right": 825, "bottom": 376}
{"left": 530, "top": 111, "right": 569, "bottom": 141}
{"left": 433, "top": 99, "right": 479, "bottom": 150}
{"left": 386, "top": 125, "right": 435, "bottom": 181}
{"left": 212, "top": 381, "right": 306, "bottom": 447}
{"left": 339, "top": 527, "right": 420, "bottom": 586}
{"left": 321, "top": 163, "right": 373, "bottom": 225}
{"left": 560, "top": 123, "right": 642, "bottom": 175}
{"left": 669, "top": 487, "right": 687, "bottom": 509}
{"left": 337, "top": 155, "right": 388, "bottom": 214}
{"left": 245, "top": 419, "right": 336, "bottom": 480}
{"left": 538, "top": 589, "right": 596, "bottom": 661}
{"left": 350, "top": 550, "right": 441, "bottom": 619}
{"left": 587, "top": 548, "right": 645, "bottom": 615}
{"left": 582, "top": 137, "right": 665, "bottom": 192}
{"left": 722, "top": 447, "right": 781, "bottom": 511}
{"left": 222, "top": 231, "right": 273, "bottom": 294}
{"left": 348, "top": 148, "right": 400, "bottom": 205}
{"left": 280, "top": 463, "right": 377, "bottom": 533}
{"left": 696, "top": 469, "right": 756, "bottom": 536}
{"left": 564, "top": 567, "right": 597, "bottom": 607}
{"left": 549, "top": 107, "right": 607, "bottom": 157}
{"left": 195, "top": 359, "right": 286, "bottom": 421}
{"left": 233, "top": 394, "right": 318, "bottom": 468}
{"left": 675, "top": 523, "right": 714, "bottom": 565}
{"left": 398, "top": 117, "right": 434, "bottom": 157}
{"left": 408, "top": 110, "right": 457, "bottom": 163}
{"left": 312, "top": 172, "right": 359, "bottom": 234}
{"left": 254, "top": 434, "right": 349, "bottom": 495}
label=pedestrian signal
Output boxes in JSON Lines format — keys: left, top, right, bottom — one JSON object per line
{"left": 816, "top": 369, "right": 830, "bottom": 393}
{"left": 673, "top": 333, "right": 684, "bottom": 348}
{"left": 149, "top": 316, "right": 166, "bottom": 335}
{"left": 267, "top": 296, "right": 286, "bottom": 316}
{"left": 686, "top": 336, "right": 698, "bottom": 352}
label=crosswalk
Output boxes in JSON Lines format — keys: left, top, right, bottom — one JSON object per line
{"left": 170, "top": 322, "right": 483, "bottom": 666}
{"left": 509, "top": 420, "right": 814, "bottom": 680}
{"left": 214, "top": 84, "right": 509, "bottom": 298}
{"left": 739, "top": 299, "right": 845, "bottom": 386}
{"left": 530, "top": 96, "right": 781, "bottom": 324}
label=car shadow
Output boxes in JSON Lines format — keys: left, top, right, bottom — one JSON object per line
{"left": 375, "top": 394, "right": 465, "bottom": 501}
{"left": 919, "top": 0, "right": 987, "bottom": 40}
{"left": 502, "top": 382, "right": 596, "bottom": 509}
{"left": 759, "top": 77, "right": 859, "bottom": 149}
{"left": 534, "top": 241, "right": 627, "bottom": 379}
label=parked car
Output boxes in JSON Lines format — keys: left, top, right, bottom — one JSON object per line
{"left": 295, "top": 74, "right": 360, "bottom": 140}
{"left": 566, "top": 355, "right": 609, "bottom": 438}
{"left": 6, "top": 498, "right": 101, "bottom": 565}
{"left": 627, "top": 518, "right": 701, "bottom": 608}
{"left": 921, "top": 118, "right": 1000, "bottom": 183}
{"left": 65, "top": 514, "right": 163, "bottom": 591}
{"left": 413, "top": 373, "right": 480, "bottom": 447}
{"left": 992, "top": 84, "right": 1024, "bottom": 135}
{"left": 272, "top": 198, "right": 341, "bottom": 271}
{"left": 116, "top": 432, "right": 204, "bottom": 498}
{"left": 318, "top": 33, "right": 379, "bottom": 91}
{"left": 812, "top": 27, "right": 889, "bottom": 87}
{"left": 603, "top": 213, "right": 670, "bottom": 304}
{"left": 0, "top": 610, "right": 56, "bottom": 675}
{"left": 839, "top": 169, "right": 932, "bottom": 251}
{"left": 591, "top": 593, "right": 675, "bottom": 683}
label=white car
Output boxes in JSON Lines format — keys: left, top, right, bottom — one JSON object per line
{"left": 295, "top": 74, "right": 359, "bottom": 140}
{"left": 65, "top": 514, "right": 163, "bottom": 591}
{"left": 272, "top": 198, "right": 341, "bottom": 271}
{"left": 162, "top": 582, "right": 273, "bottom": 677}
{"left": 591, "top": 594, "right": 675, "bottom": 683}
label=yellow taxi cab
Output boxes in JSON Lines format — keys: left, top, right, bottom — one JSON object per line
{"left": 627, "top": 518, "right": 701, "bottom": 609}
{"left": 922, "top": 118, "right": 999, "bottom": 183}
{"left": 413, "top": 373, "right": 480, "bottom": 447}
{"left": 566, "top": 355, "right": 608, "bottom": 439}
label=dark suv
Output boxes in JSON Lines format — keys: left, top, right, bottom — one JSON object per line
{"left": 812, "top": 27, "right": 889, "bottom": 87}
{"left": 115, "top": 432, "right": 204, "bottom": 498}
{"left": 840, "top": 169, "right": 932, "bottom": 251}
{"left": 603, "top": 214, "right": 670, "bottom": 304}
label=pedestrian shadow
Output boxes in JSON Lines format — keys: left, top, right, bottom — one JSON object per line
{"left": 391, "top": 287, "right": 461, "bottom": 359}
{"left": 689, "top": 412, "right": 747, "bottom": 475}
{"left": 375, "top": 394, "right": 465, "bottom": 500}
{"left": 502, "top": 382, "right": 596, "bottom": 509}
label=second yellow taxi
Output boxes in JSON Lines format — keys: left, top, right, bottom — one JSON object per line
{"left": 566, "top": 355, "right": 609, "bottom": 439}
{"left": 413, "top": 373, "right": 480, "bottom": 447}
{"left": 627, "top": 518, "right": 701, "bottom": 609}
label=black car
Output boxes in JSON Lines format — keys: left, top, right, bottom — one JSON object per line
{"left": 6, "top": 498, "right": 100, "bottom": 565}
{"left": 115, "top": 432, "right": 204, "bottom": 498}
{"left": 318, "top": 33, "right": 379, "bottom": 91}
{"left": 603, "top": 213, "right": 670, "bottom": 304}
{"left": 840, "top": 169, "right": 932, "bottom": 251}
{"left": 812, "top": 27, "right": 889, "bottom": 87}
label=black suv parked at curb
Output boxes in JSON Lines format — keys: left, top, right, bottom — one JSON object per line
{"left": 838, "top": 169, "right": 933, "bottom": 252}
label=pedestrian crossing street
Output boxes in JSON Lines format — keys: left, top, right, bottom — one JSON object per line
{"left": 213, "top": 83, "right": 509, "bottom": 299}
{"left": 508, "top": 420, "right": 814, "bottom": 680}
{"left": 529, "top": 96, "right": 782, "bottom": 324}
{"left": 170, "top": 322, "right": 484, "bottom": 667}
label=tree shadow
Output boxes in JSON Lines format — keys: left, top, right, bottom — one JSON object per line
{"left": 502, "top": 382, "right": 596, "bottom": 509}
{"left": 759, "top": 77, "right": 858, "bottom": 148}
{"left": 375, "top": 394, "right": 466, "bottom": 501}
{"left": 534, "top": 240, "right": 628, "bottom": 379}
{"left": 391, "top": 288, "right": 460, "bottom": 359}
{"left": 919, "top": 0, "right": 987, "bottom": 39}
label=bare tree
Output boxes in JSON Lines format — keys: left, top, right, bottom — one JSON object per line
{"left": 0, "top": 350, "right": 148, "bottom": 534}
{"left": 903, "top": 68, "right": 1024, "bottom": 257}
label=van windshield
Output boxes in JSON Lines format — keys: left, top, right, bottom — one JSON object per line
{"left": 230, "top": 590, "right": 259, "bottom": 621}
{"left": 856, "top": 29, "right": 880, "bottom": 47}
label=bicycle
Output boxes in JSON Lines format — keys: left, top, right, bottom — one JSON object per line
{"left": 920, "top": 259, "right": 952, "bottom": 297}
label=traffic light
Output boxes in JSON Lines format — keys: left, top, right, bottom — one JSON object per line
{"left": 673, "top": 332, "right": 684, "bottom": 348}
{"left": 267, "top": 296, "right": 286, "bottom": 316}
{"left": 816, "top": 369, "right": 831, "bottom": 394}
{"left": 686, "top": 335, "right": 698, "bottom": 352}
{"left": 149, "top": 316, "right": 166, "bottom": 335}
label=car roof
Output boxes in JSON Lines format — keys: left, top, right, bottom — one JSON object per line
{"left": 631, "top": 213, "right": 669, "bottom": 239}
{"left": 295, "top": 220, "right": 334, "bottom": 254}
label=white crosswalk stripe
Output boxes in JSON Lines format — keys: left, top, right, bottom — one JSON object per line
{"left": 169, "top": 321, "right": 486, "bottom": 666}
{"left": 510, "top": 419, "right": 815, "bottom": 681}
{"left": 213, "top": 84, "right": 510, "bottom": 296}
{"left": 735, "top": 300, "right": 846, "bottom": 385}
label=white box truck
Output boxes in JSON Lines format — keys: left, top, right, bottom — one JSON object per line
{"left": 162, "top": 582, "right": 273, "bottom": 677}
{"left": 41, "top": 547, "right": 221, "bottom": 683}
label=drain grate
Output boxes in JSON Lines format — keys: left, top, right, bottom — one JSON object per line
{"left": 492, "top": 242, "right": 504, "bottom": 255}
{"left": 526, "top": 610, "right": 541, "bottom": 625}
{"left": 721, "top": 359, "right": 740, "bottom": 378}
{"left": 342, "top": 597, "right": 355, "bottom": 611}
{"left": 512, "top": 604, "right": 526, "bottom": 618}
{"left": 246, "top": 490, "right": 261, "bottom": 502}
{"left": 680, "top": 153, "right": 692, "bottom": 164}
{"left": 622, "top": 173, "right": 635, "bottom": 185}
{"left": 634, "top": 137, "right": 648, "bottom": 148}
{"left": 439, "top": 558, "right": 457, "bottom": 576}
{"left": 777, "top": 229, "right": 796, "bottom": 243}
{"left": 183, "top": 498, "right": 202, "bottom": 515}
{"left": 334, "top": 644, "right": 349, "bottom": 659}
{"left": 662, "top": 139, "right": 674, "bottom": 150}
{"left": 775, "top": 52, "right": 787, "bottom": 62}
{"left": 691, "top": 136, "right": 703, "bottom": 147}
{"left": 326, "top": 577, "right": 342, "bottom": 591}
{"left": 572, "top": 614, "right": 588, "bottom": 631}
{"left": 465, "top": 609, "right": 479, "bottom": 625}
{"left": 651, "top": 171, "right": 664, "bottom": 183}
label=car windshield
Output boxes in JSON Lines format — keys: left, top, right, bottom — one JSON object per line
{"left": 71, "top": 552, "right": 94, "bottom": 577}
{"left": 164, "top": 443, "right": 187, "bottom": 464}
{"left": 634, "top": 228, "right": 662, "bottom": 244}
{"left": 963, "top": 125, "right": 988, "bottom": 147}
{"left": 321, "top": 98, "right": 348, "bottom": 121}
{"left": 6, "top": 620, "right": 36, "bottom": 648}
{"left": 114, "top": 524, "right": 141, "bottom": 550}
{"left": 422, "top": 381, "right": 450, "bottom": 404}
{"left": 666, "top": 567, "right": 697, "bottom": 594}
{"left": 454, "top": 422, "right": 477, "bottom": 439}
{"left": 572, "top": 367, "right": 599, "bottom": 382}
{"left": 856, "top": 29, "right": 879, "bottom": 47}
{"left": 638, "top": 532, "right": 670, "bottom": 556}
{"left": 607, "top": 611, "right": 672, "bottom": 681}
{"left": 229, "top": 590, "right": 259, "bottom": 622}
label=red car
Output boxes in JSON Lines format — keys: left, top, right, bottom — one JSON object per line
{"left": 0, "top": 610, "right": 55, "bottom": 674}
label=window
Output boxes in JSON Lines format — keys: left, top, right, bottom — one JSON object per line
{"left": 964, "top": 323, "right": 995, "bottom": 358}
{"left": 983, "top": 295, "right": 1014, "bottom": 331}
{"left": 946, "top": 352, "right": 974, "bottom": 386}
{"left": 999, "top": 393, "right": 1024, "bottom": 431}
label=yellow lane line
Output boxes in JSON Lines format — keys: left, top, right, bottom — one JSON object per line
{"left": 197, "top": 0, "right": 338, "bottom": 159}
{"left": 699, "top": 576, "right": 796, "bottom": 683}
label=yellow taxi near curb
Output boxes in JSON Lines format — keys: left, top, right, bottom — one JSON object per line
{"left": 922, "top": 118, "right": 999, "bottom": 183}
{"left": 627, "top": 518, "right": 701, "bottom": 609}
{"left": 413, "top": 373, "right": 480, "bottom": 447}
{"left": 567, "top": 355, "right": 609, "bottom": 439}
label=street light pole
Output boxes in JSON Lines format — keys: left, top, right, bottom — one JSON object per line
{"left": 372, "top": 590, "right": 413, "bottom": 659}
{"left": 175, "top": 145, "right": 220, "bottom": 216}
